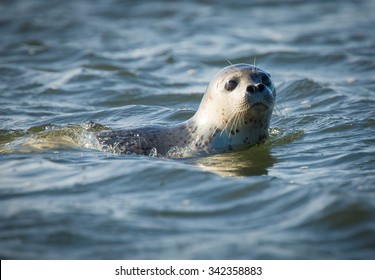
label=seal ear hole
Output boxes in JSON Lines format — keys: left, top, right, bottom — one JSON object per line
{"left": 224, "top": 80, "right": 238, "bottom": 92}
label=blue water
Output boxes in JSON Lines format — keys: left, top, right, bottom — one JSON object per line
{"left": 1, "top": 0, "right": 375, "bottom": 259}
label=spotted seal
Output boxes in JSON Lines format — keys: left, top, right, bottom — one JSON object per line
{"left": 96, "top": 63, "right": 276, "bottom": 157}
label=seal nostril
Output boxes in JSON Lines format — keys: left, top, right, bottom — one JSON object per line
{"left": 246, "top": 85, "right": 256, "bottom": 93}
{"left": 257, "top": 83, "right": 265, "bottom": 92}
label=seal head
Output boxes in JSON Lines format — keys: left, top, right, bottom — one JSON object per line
{"left": 185, "top": 63, "right": 276, "bottom": 154}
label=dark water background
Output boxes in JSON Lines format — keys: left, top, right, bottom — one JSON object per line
{"left": 1, "top": 0, "right": 375, "bottom": 259}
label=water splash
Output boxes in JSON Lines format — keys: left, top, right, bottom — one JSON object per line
{"left": 148, "top": 147, "right": 158, "bottom": 157}
{"left": 0, "top": 121, "right": 108, "bottom": 154}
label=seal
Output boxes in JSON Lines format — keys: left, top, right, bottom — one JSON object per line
{"left": 96, "top": 63, "right": 276, "bottom": 158}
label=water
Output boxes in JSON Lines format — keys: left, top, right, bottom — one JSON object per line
{"left": 1, "top": 0, "right": 375, "bottom": 259}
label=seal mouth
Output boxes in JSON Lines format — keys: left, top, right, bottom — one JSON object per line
{"left": 250, "top": 102, "right": 269, "bottom": 110}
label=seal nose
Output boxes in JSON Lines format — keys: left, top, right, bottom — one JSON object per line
{"left": 257, "top": 83, "right": 265, "bottom": 92}
{"left": 246, "top": 85, "right": 257, "bottom": 93}
{"left": 246, "top": 84, "right": 265, "bottom": 93}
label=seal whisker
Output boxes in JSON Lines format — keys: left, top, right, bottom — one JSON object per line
{"left": 233, "top": 110, "right": 244, "bottom": 132}
{"left": 226, "top": 59, "right": 242, "bottom": 76}
{"left": 253, "top": 57, "right": 262, "bottom": 73}
{"left": 224, "top": 105, "right": 243, "bottom": 136}
{"left": 218, "top": 109, "right": 235, "bottom": 136}
{"left": 234, "top": 111, "right": 245, "bottom": 133}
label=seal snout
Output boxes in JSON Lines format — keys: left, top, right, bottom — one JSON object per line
{"left": 245, "top": 82, "right": 273, "bottom": 110}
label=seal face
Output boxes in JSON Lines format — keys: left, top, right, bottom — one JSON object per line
{"left": 96, "top": 63, "right": 276, "bottom": 158}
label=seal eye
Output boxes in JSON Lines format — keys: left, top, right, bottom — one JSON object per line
{"left": 225, "top": 80, "right": 238, "bottom": 91}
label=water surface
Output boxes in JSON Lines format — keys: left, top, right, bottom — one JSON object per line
{"left": 1, "top": 0, "right": 375, "bottom": 259}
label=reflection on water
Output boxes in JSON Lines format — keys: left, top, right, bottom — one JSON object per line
{"left": 193, "top": 146, "right": 276, "bottom": 177}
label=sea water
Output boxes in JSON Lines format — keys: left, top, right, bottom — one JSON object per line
{"left": 0, "top": 0, "right": 374, "bottom": 259}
